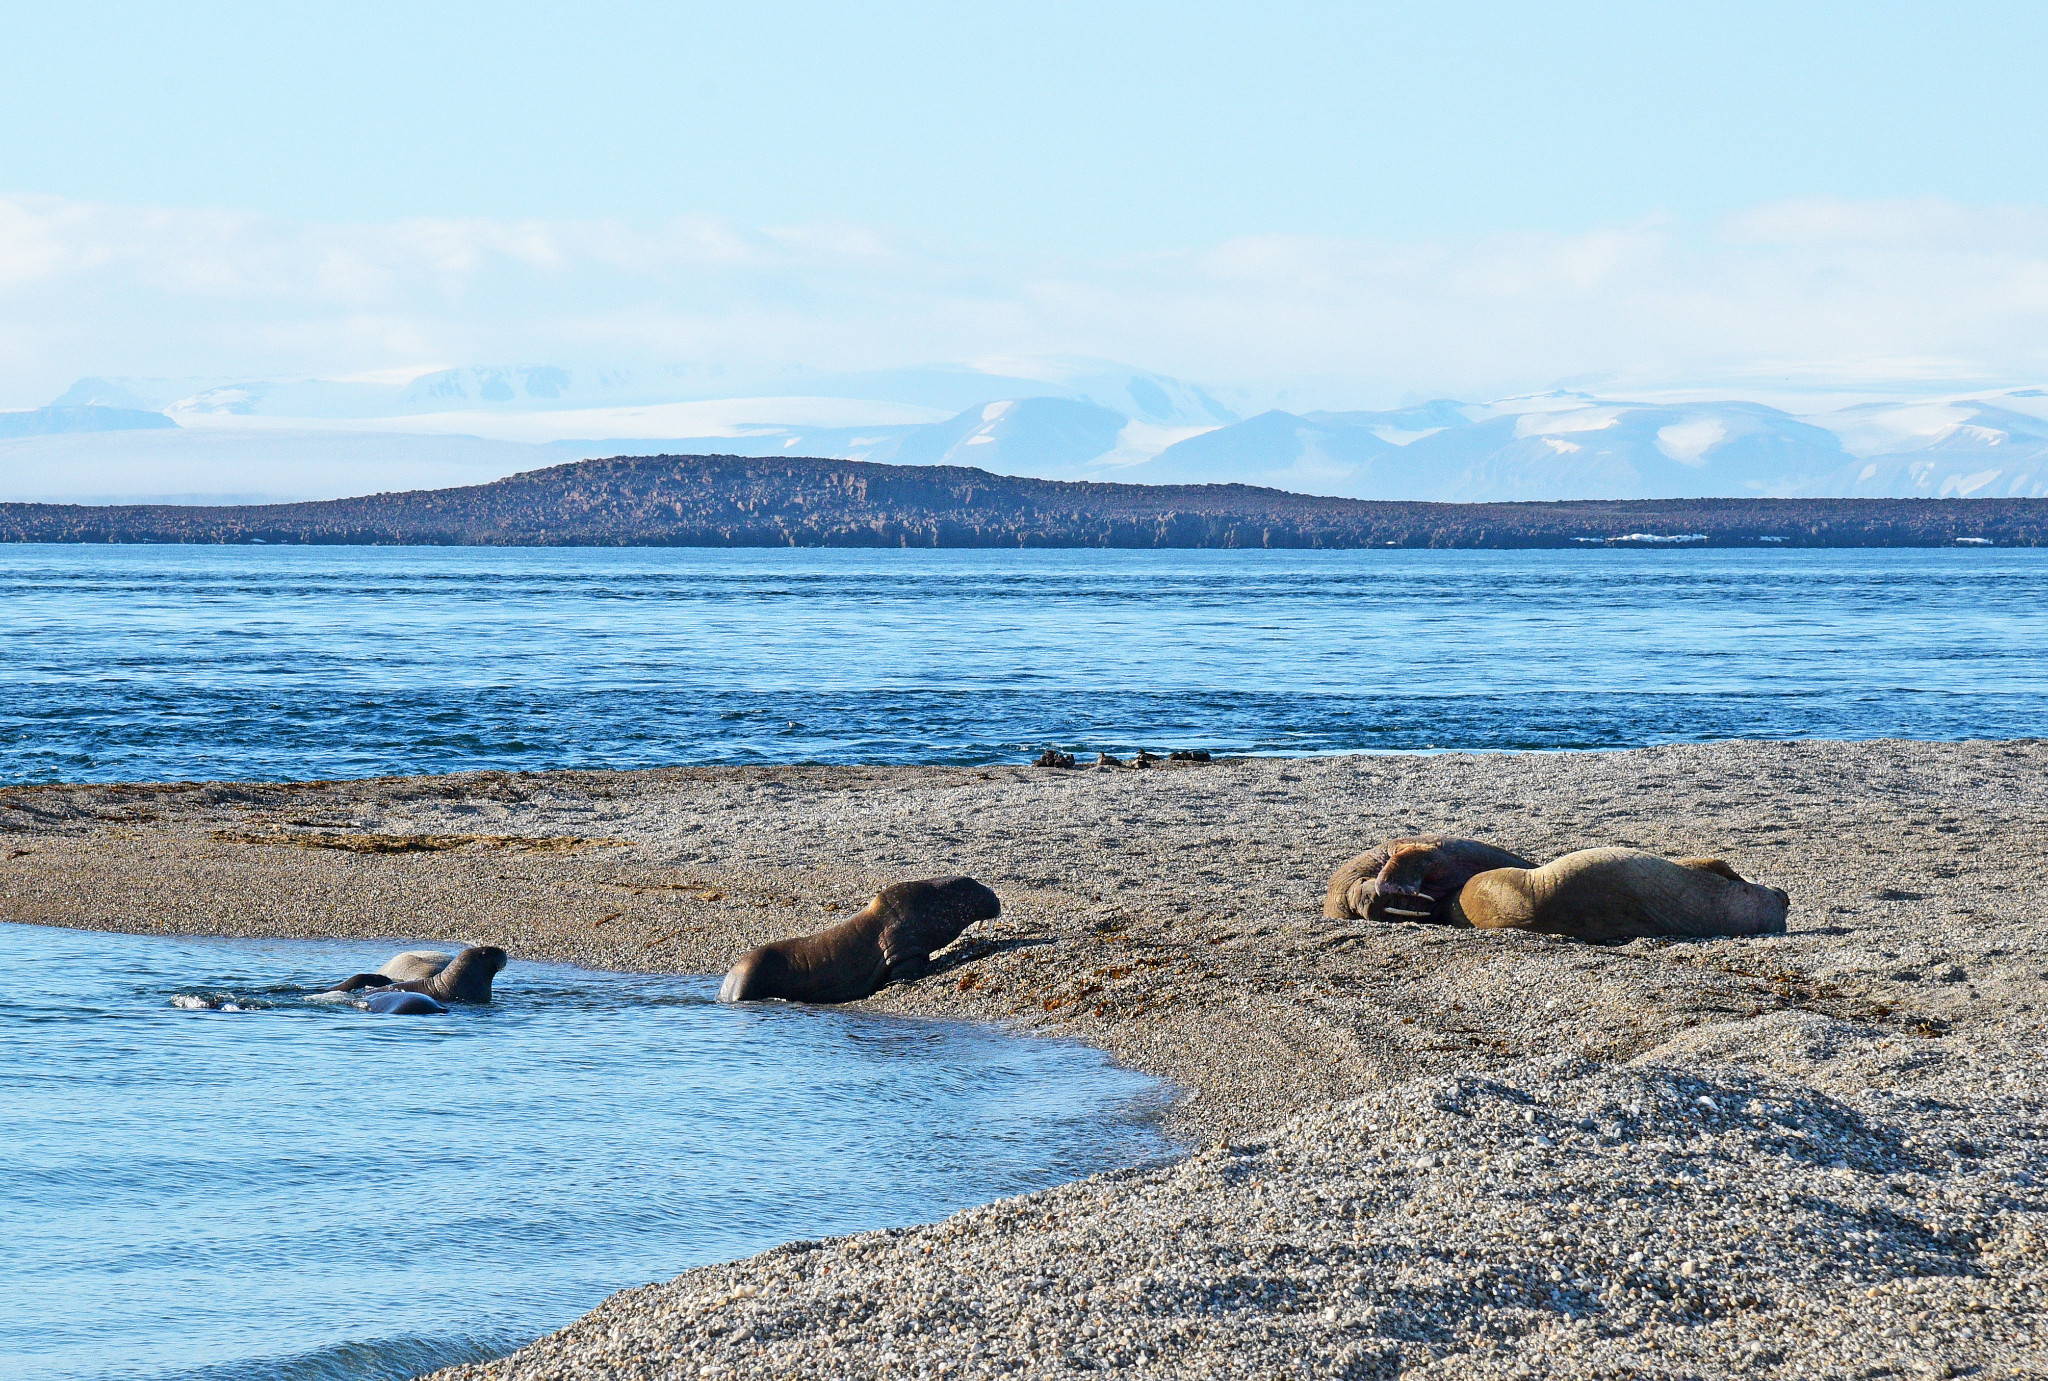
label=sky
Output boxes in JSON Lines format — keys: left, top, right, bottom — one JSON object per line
{"left": 4, "top": 1, "right": 2048, "bottom": 408}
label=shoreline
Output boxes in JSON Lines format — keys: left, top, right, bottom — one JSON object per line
{"left": 5, "top": 740, "right": 2045, "bottom": 1376}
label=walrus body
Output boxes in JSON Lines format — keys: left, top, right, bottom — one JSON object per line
{"left": 325, "top": 946, "right": 508, "bottom": 1003}
{"left": 365, "top": 990, "right": 448, "bottom": 1015}
{"left": 379, "top": 950, "right": 453, "bottom": 982}
{"left": 719, "top": 876, "right": 1000, "bottom": 1004}
{"left": 1453, "top": 848, "right": 1790, "bottom": 943}
{"left": 1324, "top": 836, "right": 1537, "bottom": 924}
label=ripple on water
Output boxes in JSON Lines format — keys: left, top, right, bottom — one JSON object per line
{"left": 0, "top": 923, "right": 1178, "bottom": 1381}
{"left": 3, "top": 546, "right": 2046, "bottom": 782}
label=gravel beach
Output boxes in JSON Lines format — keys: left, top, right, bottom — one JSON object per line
{"left": 4, "top": 739, "right": 2044, "bottom": 1378}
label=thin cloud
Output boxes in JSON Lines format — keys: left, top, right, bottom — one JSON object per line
{"left": 4, "top": 192, "right": 2047, "bottom": 408}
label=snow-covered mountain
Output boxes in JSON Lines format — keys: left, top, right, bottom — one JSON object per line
{"left": 52, "top": 357, "right": 1237, "bottom": 428}
{"left": 1118, "top": 390, "right": 2048, "bottom": 501}
{"left": 9, "top": 363, "right": 2048, "bottom": 504}
{"left": 620, "top": 398, "right": 1156, "bottom": 479}
{"left": 1814, "top": 398, "right": 2048, "bottom": 499}
{"left": 1124, "top": 395, "right": 1853, "bottom": 499}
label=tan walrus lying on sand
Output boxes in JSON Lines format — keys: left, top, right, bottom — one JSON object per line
{"left": 1324, "top": 836, "right": 1537, "bottom": 924}
{"left": 1453, "top": 848, "right": 1790, "bottom": 942}
{"left": 719, "top": 876, "right": 1001, "bottom": 1004}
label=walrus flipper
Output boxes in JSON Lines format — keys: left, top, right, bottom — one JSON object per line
{"left": 876, "top": 876, "right": 1002, "bottom": 982}
{"left": 326, "top": 972, "right": 393, "bottom": 993}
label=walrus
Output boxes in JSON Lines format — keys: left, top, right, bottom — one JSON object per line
{"left": 365, "top": 990, "right": 449, "bottom": 1015}
{"left": 378, "top": 950, "right": 453, "bottom": 982}
{"left": 718, "top": 876, "right": 1000, "bottom": 1004}
{"left": 325, "top": 945, "right": 508, "bottom": 1002}
{"left": 324, "top": 948, "right": 452, "bottom": 991}
{"left": 1453, "top": 848, "right": 1790, "bottom": 943}
{"left": 1324, "top": 836, "right": 1537, "bottom": 923}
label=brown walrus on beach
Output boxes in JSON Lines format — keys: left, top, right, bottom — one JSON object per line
{"left": 1324, "top": 836, "right": 1537, "bottom": 924}
{"left": 324, "top": 945, "right": 509, "bottom": 1002}
{"left": 718, "top": 876, "right": 1001, "bottom": 1004}
{"left": 1453, "top": 848, "right": 1789, "bottom": 942}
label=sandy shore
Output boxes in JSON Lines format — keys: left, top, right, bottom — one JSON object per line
{"left": 4, "top": 739, "right": 2044, "bottom": 1378}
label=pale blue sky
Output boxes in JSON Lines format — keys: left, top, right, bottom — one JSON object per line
{"left": 6, "top": 1, "right": 2044, "bottom": 251}
{"left": 5, "top": 2, "right": 2048, "bottom": 406}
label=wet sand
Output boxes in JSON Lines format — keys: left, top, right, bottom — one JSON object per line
{"left": 4, "top": 739, "right": 2044, "bottom": 1378}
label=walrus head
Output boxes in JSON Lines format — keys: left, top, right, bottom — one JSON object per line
{"left": 424, "top": 946, "right": 508, "bottom": 1003}
{"left": 1366, "top": 845, "right": 1446, "bottom": 919}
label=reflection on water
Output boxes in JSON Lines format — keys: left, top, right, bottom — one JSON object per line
{"left": 0, "top": 922, "right": 1176, "bottom": 1381}
{"left": 3, "top": 546, "right": 2045, "bottom": 783}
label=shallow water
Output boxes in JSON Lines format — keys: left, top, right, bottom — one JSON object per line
{"left": 3, "top": 545, "right": 2045, "bottom": 784}
{"left": 0, "top": 923, "right": 1175, "bottom": 1381}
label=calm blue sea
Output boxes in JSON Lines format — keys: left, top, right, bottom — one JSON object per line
{"left": 3, "top": 545, "right": 2042, "bottom": 784}
{"left": 0, "top": 923, "right": 1174, "bottom": 1381}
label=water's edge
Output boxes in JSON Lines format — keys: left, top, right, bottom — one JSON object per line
{"left": 4, "top": 919, "right": 1183, "bottom": 1381}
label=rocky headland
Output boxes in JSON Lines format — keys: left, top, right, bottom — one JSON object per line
{"left": 2, "top": 453, "right": 2044, "bottom": 547}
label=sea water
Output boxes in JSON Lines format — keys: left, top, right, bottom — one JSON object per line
{"left": 0, "top": 923, "right": 1174, "bottom": 1380}
{"left": 3, "top": 545, "right": 2045, "bottom": 785}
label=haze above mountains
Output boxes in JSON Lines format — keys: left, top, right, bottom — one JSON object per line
{"left": 4, "top": 358, "right": 2046, "bottom": 505}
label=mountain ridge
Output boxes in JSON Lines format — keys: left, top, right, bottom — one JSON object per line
{"left": 3, "top": 453, "right": 2040, "bottom": 548}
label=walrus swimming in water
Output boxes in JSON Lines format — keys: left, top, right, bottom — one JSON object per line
{"left": 325, "top": 946, "right": 508, "bottom": 1002}
{"left": 719, "top": 876, "right": 1001, "bottom": 1004}
{"left": 1453, "top": 848, "right": 1789, "bottom": 943}
{"left": 365, "top": 990, "right": 449, "bottom": 1015}
{"left": 1324, "top": 836, "right": 1537, "bottom": 923}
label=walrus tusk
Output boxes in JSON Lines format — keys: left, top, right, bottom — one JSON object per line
{"left": 1324, "top": 836, "right": 1538, "bottom": 923}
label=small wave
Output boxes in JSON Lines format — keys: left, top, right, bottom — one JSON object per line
{"left": 169, "top": 993, "right": 264, "bottom": 1012}
{"left": 152, "top": 1331, "right": 523, "bottom": 1381}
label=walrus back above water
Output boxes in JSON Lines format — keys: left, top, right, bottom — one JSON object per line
{"left": 325, "top": 945, "right": 508, "bottom": 1002}
{"left": 718, "top": 876, "right": 1001, "bottom": 1004}
{"left": 1323, "top": 835, "right": 1536, "bottom": 923}
{"left": 378, "top": 950, "right": 452, "bottom": 982}
{"left": 1453, "top": 848, "right": 1790, "bottom": 943}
